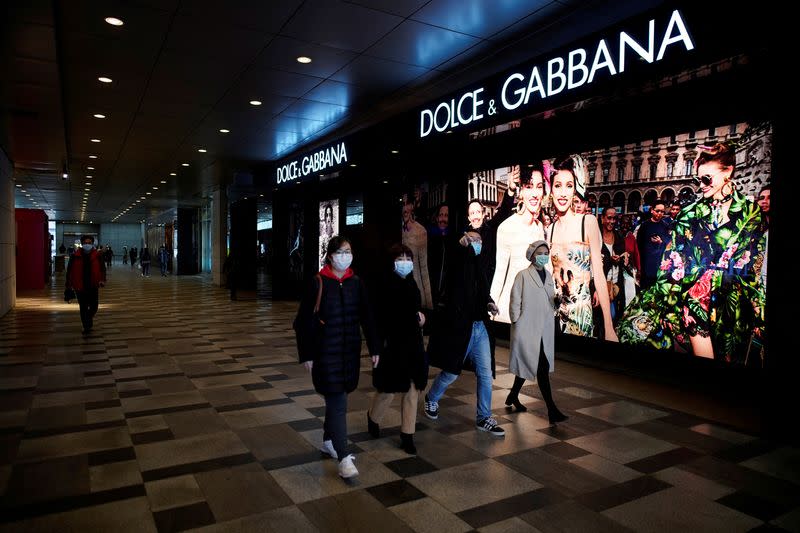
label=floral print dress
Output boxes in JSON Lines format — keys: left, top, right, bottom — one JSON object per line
{"left": 549, "top": 217, "right": 594, "bottom": 337}
{"left": 618, "top": 190, "right": 766, "bottom": 363}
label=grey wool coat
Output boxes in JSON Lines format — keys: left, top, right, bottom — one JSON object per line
{"left": 509, "top": 264, "right": 556, "bottom": 380}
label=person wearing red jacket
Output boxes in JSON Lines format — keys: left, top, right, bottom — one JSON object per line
{"left": 66, "top": 235, "right": 107, "bottom": 333}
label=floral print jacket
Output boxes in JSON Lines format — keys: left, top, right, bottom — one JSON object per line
{"left": 618, "top": 190, "right": 766, "bottom": 363}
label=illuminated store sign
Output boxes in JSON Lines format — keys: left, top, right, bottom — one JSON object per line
{"left": 419, "top": 9, "right": 694, "bottom": 138}
{"left": 276, "top": 142, "right": 348, "bottom": 184}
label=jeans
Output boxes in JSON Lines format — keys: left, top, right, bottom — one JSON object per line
{"left": 428, "top": 321, "right": 492, "bottom": 421}
{"left": 323, "top": 392, "right": 348, "bottom": 461}
{"left": 160, "top": 262, "right": 167, "bottom": 276}
{"left": 76, "top": 288, "right": 99, "bottom": 331}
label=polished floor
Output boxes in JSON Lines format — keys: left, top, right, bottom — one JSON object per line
{"left": 1, "top": 265, "right": 798, "bottom": 532}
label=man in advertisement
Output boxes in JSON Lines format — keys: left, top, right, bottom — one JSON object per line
{"left": 600, "top": 207, "right": 628, "bottom": 324}
{"left": 65, "top": 235, "right": 107, "bottom": 334}
{"left": 402, "top": 201, "right": 433, "bottom": 309}
{"left": 636, "top": 200, "right": 671, "bottom": 291}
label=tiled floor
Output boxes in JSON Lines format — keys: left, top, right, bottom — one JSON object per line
{"left": 1, "top": 266, "right": 798, "bottom": 532}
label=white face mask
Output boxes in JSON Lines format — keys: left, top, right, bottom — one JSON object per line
{"left": 331, "top": 253, "right": 352, "bottom": 271}
{"left": 394, "top": 260, "right": 413, "bottom": 278}
{"left": 82, "top": 244, "right": 93, "bottom": 253}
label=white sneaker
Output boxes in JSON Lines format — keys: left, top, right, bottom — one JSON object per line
{"left": 338, "top": 454, "right": 358, "bottom": 478}
{"left": 320, "top": 439, "right": 338, "bottom": 459}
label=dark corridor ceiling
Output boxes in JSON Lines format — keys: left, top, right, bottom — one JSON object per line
{"left": 1, "top": 0, "right": 664, "bottom": 224}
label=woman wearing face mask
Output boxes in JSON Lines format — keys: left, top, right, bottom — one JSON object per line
{"left": 490, "top": 164, "right": 547, "bottom": 324}
{"left": 295, "top": 236, "right": 380, "bottom": 479}
{"left": 506, "top": 241, "right": 567, "bottom": 423}
{"left": 548, "top": 155, "right": 618, "bottom": 341}
{"left": 618, "top": 142, "right": 766, "bottom": 363}
{"left": 367, "top": 244, "right": 427, "bottom": 454}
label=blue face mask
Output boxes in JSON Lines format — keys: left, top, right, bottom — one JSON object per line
{"left": 535, "top": 254, "right": 550, "bottom": 268}
{"left": 394, "top": 260, "right": 413, "bottom": 278}
{"left": 471, "top": 241, "right": 482, "bottom": 256}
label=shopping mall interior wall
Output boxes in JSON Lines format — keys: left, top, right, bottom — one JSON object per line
{"left": 0, "top": 147, "right": 15, "bottom": 317}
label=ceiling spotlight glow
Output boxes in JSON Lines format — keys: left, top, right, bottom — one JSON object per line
{"left": 105, "top": 17, "right": 124, "bottom": 26}
{"left": 198, "top": 149, "right": 207, "bottom": 153}
{"left": 219, "top": 129, "right": 230, "bottom": 133}
{"left": 170, "top": 172, "right": 176, "bottom": 176}
{"left": 160, "top": 180, "right": 167, "bottom": 184}
{"left": 98, "top": 77, "right": 112, "bottom": 83}
{"left": 91, "top": 138, "right": 101, "bottom": 143}
{"left": 296, "top": 56, "right": 312, "bottom": 64}
{"left": 89, "top": 155, "right": 98, "bottom": 159}
{"left": 87, "top": 166, "right": 94, "bottom": 170}
{"left": 152, "top": 186, "right": 158, "bottom": 190}
{"left": 181, "top": 163, "right": 189, "bottom": 167}
{"left": 93, "top": 113, "right": 106, "bottom": 119}
{"left": 249, "top": 100, "right": 262, "bottom": 106}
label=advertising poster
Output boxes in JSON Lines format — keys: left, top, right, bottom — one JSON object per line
{"left": 287, "top": 204, "right": 304, "bottom": 281}
{"left": 319, "top": 200, "right": 340, "bottom": 270}
{"left": 467, "top": 122, "right": 770, "bottom": 366}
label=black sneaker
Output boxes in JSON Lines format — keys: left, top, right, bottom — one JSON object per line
{"left": 476, "top": 417, "right": 505, "bottom": 437}
{"left": 423, "top": 395, "right": 439, "bottom": 420}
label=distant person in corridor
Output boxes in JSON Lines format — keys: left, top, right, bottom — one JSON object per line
{"left": 65, "top": 235, "right": 107, "bottom": 334}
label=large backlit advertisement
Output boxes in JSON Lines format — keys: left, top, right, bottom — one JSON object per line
{"left": 468, "top": 121, "right": 770, "bottom": 366}
{"left": 319, "top": 200, "right": 340, "bottom": 270}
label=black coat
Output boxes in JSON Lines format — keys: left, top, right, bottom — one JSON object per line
{"left": 295, "top": 271, "right": 379, "bottom": 395}
{"left": 428, "top": 245, "right": 495, "bottom": 377}
{"left": 372, "top": 273, "right": 427, "bottom": 393}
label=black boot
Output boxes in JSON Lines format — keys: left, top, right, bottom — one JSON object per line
{"left": 400, "top": 432, "right": 416, "bottom": 455}
{"left": 504, "top": 391, "right": 527, "bottom": 412}
{"left": 548, "top": 409, "right": 568, "bottom": 425}
{"left": 367, "top": 412, "right": 380, "bottom": 439}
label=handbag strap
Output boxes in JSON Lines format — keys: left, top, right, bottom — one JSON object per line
{"left": 313, "top": 274, "right": 323, "bottom": 313}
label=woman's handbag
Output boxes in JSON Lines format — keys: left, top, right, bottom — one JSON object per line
{"left": 294, "top": 275, "right": 324, "bottom": 358}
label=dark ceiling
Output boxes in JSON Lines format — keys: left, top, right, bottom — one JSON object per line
{"left": 1, "top": 0, "right": 664, "bottom": 224}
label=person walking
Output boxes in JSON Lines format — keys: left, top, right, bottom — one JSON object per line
{"left": 367, "top": 244, "right": 427, "bottom": 454}
{"left": 140, "top": 247, "right": 151, "bottom": 277}
{"left": 294, "top": 236, "right": 380, "bottom": 479}
{"left": 65, "top": 235, "right": 107, "bottom": 334}
{"left": 505, "top": 240, "right": 568, "bottom": 425}
{"left": 158, "top": 245, "right": 169, "bottom": 276}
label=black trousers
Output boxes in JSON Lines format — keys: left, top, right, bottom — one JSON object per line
{"left": 323, "top": 392, "right": 348, "bottom": 461}
{"left": 76, "top": 288, "right": 99, "bottom": 330}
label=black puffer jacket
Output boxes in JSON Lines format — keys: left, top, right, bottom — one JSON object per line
{"left": 373, "top": 272, "right": 427, "bottom": 393}
{"left": 295, "top": 266, "right": 379, "bottom": 394}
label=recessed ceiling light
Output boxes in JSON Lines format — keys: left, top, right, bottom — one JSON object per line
{"left": 140, "top": 196, "right": 145, "bottom": 199}
{"left": 98, "top": 77, "right": 112, "bottom": 83}
{"left": 152, "top": 186, "right": 158, "bottom": 190}
{"left": 296, "top": 56, "right": 312, "bottom": 64}
{"left": 160, "top": 180, "right": 167, "bottom": 184}
{"left": 91, "top": 138, "right": 101, "bottom": 143}
{"left": 15, "top": 184, "right": 21, "bottom": 187}
{"left": 87, "top": 166, "right": 95, "bottom": 170}
{"left": 86, "top": 175, "right": 92, "bottom": 178}
{"left": 93, "top": 114, "right": 106, "bottom": 119}
{"left": 350, "top": 164, "right": 357, "bottom": 167}
{"left": 391, "top": 150, "right": 399, "bottom": 154}
{"left": 249, "top": 100, "right": 262, "bottom": 106}
{"left": 146, "top": 192, "right": 152, "bottom": 195}
{"left": 170, "top": 172, "right": 176, "bottom": 176}
{"left": 85, "top": 182, "right": 91, "bottom": 185}
{"left": 198, "top": 149, "right": 207, "bottom": 153}
{"left": 85, "top": 188, "right": 90, "bottom": 191}
{"left": 105, "top": 17, "right": 124, "bottom": 26}
{"left": 89, "top": 155, "right": 98, "bottom": 159}
{"left": 219, "top": 129, "right": 230, "bottom": 133}
{"left": 181, "top": 163, "right": 189, "bottom": 167}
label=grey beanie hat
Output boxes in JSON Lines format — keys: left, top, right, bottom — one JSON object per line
{"left": 526, "top": 239, "right": 550, "bottom": 262}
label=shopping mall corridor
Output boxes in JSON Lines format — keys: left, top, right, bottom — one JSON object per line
{"left": 0, "top": 266, "right": 798, "bottom": 532}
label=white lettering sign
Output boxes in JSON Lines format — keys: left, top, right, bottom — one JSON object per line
{"left": 419, "top": 9, "right": 694, "bottom": 138}
{"left": 276, "top": 142, "right": 348, "bottom": 184}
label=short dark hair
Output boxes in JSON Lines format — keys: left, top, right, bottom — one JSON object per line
{"left": 388, "top": 243, "right": 413, "bottom": 261}
{"left": 467, "top": 198, "right": 483, "bottom": 210}
{"left": 80, "top": 235, "right": 94, "bottom": 244}
{"left": 324, "top": 235, "right": 350, "bottom": 264}
{"left": 601, "top": 206, "right": 616, "bottom": 217}
{"left": 651, "top": 199, "right": 666, "bottom": 209}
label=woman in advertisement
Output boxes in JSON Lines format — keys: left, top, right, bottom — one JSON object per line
{"left": 367, "top": 244, "right": 427, "bottom": 455}
{"left": 490, "top": 164, "right": 547, "bottom": 323}
{"left": 506, "top": 240, "right": 567, "bottom": 424}
{"left": 548, "top": 155, "right": 618, "bottom": 341}
{"left": 618, "top": 142, "right": 766, "bottom": 363}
